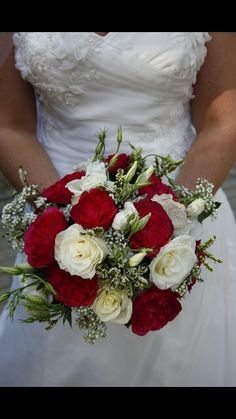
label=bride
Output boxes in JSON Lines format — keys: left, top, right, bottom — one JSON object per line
{"left": 0, "top": 32, "right": 236, "bottom": 386}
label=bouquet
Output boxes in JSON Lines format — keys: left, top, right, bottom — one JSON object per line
{"left": 0, "top": 129, "right": 222, "bottom": 343}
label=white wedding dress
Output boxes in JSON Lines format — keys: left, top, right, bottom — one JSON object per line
{"left": 1, "top": 32, "right": 236, "bottom": 386}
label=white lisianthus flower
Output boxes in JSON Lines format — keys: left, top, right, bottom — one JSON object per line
{"left": 128, "top": 252, "right": 147, "bottom": 267}
{"left": 85, "top": 160, "right": 107, "bottom": 177}
{"left": 152, "top": 194, "right": 188, "bottom": 229}
{"left": 149, "top": 235, "right": 197, "bottom": 290}
{"left": 187, "top": 198, "right": 205, "bottom": 218}
{"left": 92, "top": 288, "right": 132, "bottom": 324}
{"left": 54, "top": 224, "right": 108, "bottom": 279}
{"left": 112, "top": 201, "right": 138, "bottom": 231}
{"left": 188, "top": 218, "right": 203, "bottom": 240}
{"left": 66, "top": 161, "right": 107, "bottom": 205}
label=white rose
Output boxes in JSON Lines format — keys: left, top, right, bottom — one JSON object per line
{"left": 149, "top": 235, "right": 197, "bottom": 290}
{"left": 66, "top": 161, "right": 107, "bottom": 205}
{"left": 92, "top": 288, "right": 132, "bottom": 324}
{"left": 152, "top": 194, "right": 188, "bottom": 229}
{"left": 112, "top": 201, "right": 138, "bottom": 231}
{"left": 54, "top": 224, "right": 108, "bottom": 279}
{"left": 187, "top": 198, "right": 205, "bottom": 218}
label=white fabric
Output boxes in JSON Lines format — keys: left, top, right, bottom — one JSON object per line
{"left": 1, "top": 32, "right": 236, "bottom": 386}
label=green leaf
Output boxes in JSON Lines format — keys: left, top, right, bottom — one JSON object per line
{"left": 198, "top": 202, "right": 221, "bottom": 223}
{"left": 63, "top": 308, "right": 72, "bottom": 327}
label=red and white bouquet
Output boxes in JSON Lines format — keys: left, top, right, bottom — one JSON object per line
{"left": 0, "top": 129, "right": 221, "bottom": 343}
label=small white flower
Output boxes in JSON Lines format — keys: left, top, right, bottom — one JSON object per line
{"left": 66, "top": 161, "right": 107, "bottom": 205}
{"left": 92, "top": 288, "right": 132, "bottom": 324}
{"left": 187, "top": 198, "right": 205, "bottom": 218}
{"left": 149, "top": 235, "right": 197, "bottom": 290}
{"left": 112, "top": 202, "right": 138, "bottom": 231}
{"left": 54, "top": 224, "right": 108, "bottom": 279}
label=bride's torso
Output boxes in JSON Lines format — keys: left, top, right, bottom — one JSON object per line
{"left": 13, "top": 32, "right": 210, "bottom": 176}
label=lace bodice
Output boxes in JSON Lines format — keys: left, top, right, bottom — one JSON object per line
{"left": 13, "top": 32, "right": 211, "bottom": 177}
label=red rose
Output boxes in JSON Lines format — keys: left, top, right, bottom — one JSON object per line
{"left": 24, "top": 207, "right": 68, "bottom": 268}
{"left": 131, "top": 287, "right": 182, "bottom": 336}
{"left": 42, "top": 171, "right": 85, "bottom": 205}
{"left": 71, "top": 188, "right": 118, "bottom": 230}
{"left": 130, "top": 199, "right": 173, "bottom": 257}
{"left": 105, "top": 153, "right": 130, "bottom": 176}
{"left": 46, "top": 263, "right": 98, "bottom": 307}
{"left": 139, "top": 174, "right": 177, "bottom": 199}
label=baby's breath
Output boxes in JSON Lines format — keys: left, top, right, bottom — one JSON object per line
{"left": 168, "top": 177, "right": 220, "bottom": 220}
{"left": 75, "top": 307, "right": 108, "bottom": 344}
{"left": 34, "top": 196, "right": 50, "bottom": 210}
{"left": 1, "top": 184, "right": 39, "bottom": 250}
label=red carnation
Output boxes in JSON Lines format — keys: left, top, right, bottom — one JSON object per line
{"left": 24, "top": 207, "right": 68, "bottom": 268}
{"left": 46, "top": 263, "right": 98, "bottom": 307}
{"left": 139, "top": 174, "right": 177, "bottom": 199}
{"left": 71, "top": 188, "right": 118, "bottom": 230}
{"left": 130, "top": 199, "right": 173, "bottom": 257}
{"left": 42, "top": 171, "right": 85, "bottom": 205}
{"left": 105, "top": 153, "right": 130, "bottom": 176}
{"left": 131, "top": 287, "right": 182, "bottom": 336}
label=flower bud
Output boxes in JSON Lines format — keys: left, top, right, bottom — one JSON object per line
{"left": 0, "top": 292, "right": 10, "bottom": 303}
{"left": 117, "top": 127, "right": 123, "bottom": 145}
{"left": 128, "top": 252, "right": 147, "bottom": 267}
{"left": 136, "top": 165, "right": 154, "bottom": 185}
{"left": 124, "top": 161, "right": 138, "bottom": 183}
{"left": 0, "top": 266, "right": 21, "bottom": 275}
{"left": 0, "top": 263, "right": 34, "bottom": 276}
{"left": 23, "top": 294, "right": 46, "bottom": 305}
{"left": 187, "top": 198, "right": 205, "bottom": 218}
{"left": 107, "top": 154, "right": 118, "bottom": 170}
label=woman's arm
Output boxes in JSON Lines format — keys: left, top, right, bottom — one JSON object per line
{"left": 176, "top": 32, "right": 236, "bottom": 193}
{"left": 0, "top": 33, "right": 59, "bottom": 192}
